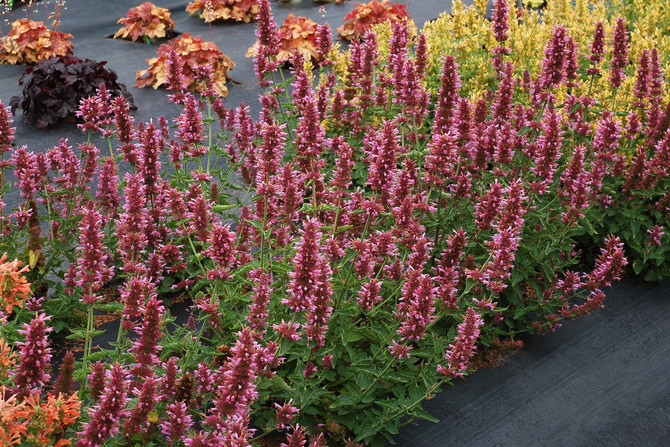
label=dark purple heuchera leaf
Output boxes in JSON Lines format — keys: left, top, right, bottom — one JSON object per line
{"left": 10, "top": 55, "right": 136, "bottom": 129}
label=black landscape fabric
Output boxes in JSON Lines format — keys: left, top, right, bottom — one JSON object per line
{"left": 1, "top": 1, "right": 670, "bottom": 446}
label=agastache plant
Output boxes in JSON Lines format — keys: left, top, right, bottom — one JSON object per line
{"left": 1, "top": 1, "right": 669, "bottom": 445}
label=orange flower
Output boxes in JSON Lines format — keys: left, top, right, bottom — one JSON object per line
{"left": 0, "top": 388, "right": 27, "bottom": 446}
{"left": 15, "top": 392, "right": 81, "bottom": 446}
{"left": 0, "top": 338, "right": 16, "bottom": 381}
{"left": 0, "top": 253, "right": 31, "bottom": 315}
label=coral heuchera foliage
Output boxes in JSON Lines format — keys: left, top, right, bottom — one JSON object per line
{"left": 186, "top": 0, "right": 259, "bottom": 23}
{"left": 247, "top": 13, "right": 324, "bottom": 65}
{"left": 0, "top": 19, "right": 73, "bottom": 65}
{"left": 135, "top": 32, "right": 235, "bottom": 96}
{"left": 337, "top": 0, "right": 413, "bottom": 41}
{"left": 114, "top": 1, "right": 176, "bottom": 42}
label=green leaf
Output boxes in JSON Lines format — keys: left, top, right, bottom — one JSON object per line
{"left": 52, "top": 319, "right": 67, "bottom": 333}
{"left": 95, "top": 302, "right": 123, "bottom": 312}
{"left": 513, "top": 306, "right": 525, "bottom": 320}
{"left": 212, "top": 204, "right": 236, "bottom": 213}
{"left": 567, "top": 102, "right": 583, "bottom": 114}
{"left": 341, "top": 329, "right": 363, "bottom": 345}
{"left": 270, "top": 260, "right": 291, "bottom": 275}
{"left": 412, "top": 405, "right": 440, "bottom": 423}
{"left": 269, "top": 375, "right": 293, "bottom": 393}
{"left": 66, "top": 329, "right": 105, "bottom": 340}
{"left": 355, "top": 424, "right": 381, "bottom": 443}
{"left": 540, "top": 262, "right": 556, "bottom": 283}
{"left": 516, "top": 126, "right": 533, "bottom": 136}
{"left": 330, "top": 393, "right": 355, "bottom": 409}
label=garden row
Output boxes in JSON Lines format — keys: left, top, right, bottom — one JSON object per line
{"left": 0, "top": 0, "right": 669, "bottom": 446}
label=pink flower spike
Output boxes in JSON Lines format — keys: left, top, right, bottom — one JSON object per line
{"left": 491, "top": 0, "right": 509, "bottom": 43}
{"left": 131, "top": 295, "right": 164, "bottom": 377}
{"left": 247, "top": 268, "right": 272, "bottom": 334}
{"left": 76, "top": 363, "right": 128, "bottom": 446}
{"left": 539, "top": 26, "right": 570, "bottom": 90}
{"left": 162, "top": 401, "right": 193, "bottom": 444}
{"left": 585, "top": 236, "right": 628, "bottom": 291}
{"left": 282, "top": 424, "right": 307, "bottom": 447}
{"left": 389, "top": 340, "right": 412, "bottom": 359}
{"left": 13, "top": 312, "right": 52, "bottom": 393}
{"left": 275, "top": 400, "right": 300, "bottom": 430}
{"left": 284, "top": 218, "right": 333, "bottom": 348}
{"left": 438, "top": 307, "right": 484, "bottom": 378}
{"left": 272, "top": 319, "right": 301, "bottom": 341}
{"left": 648, "top": 225, "right": 665, "bottom": 248}
{"left": 213, "top": 327, "right": 259, "bottom": 417}
{"left": 76, "top": 204, "right": 113, "bottom": 305}
{"left": 0, "top": 102, "right": 15, "bottom": 155}
{"left": 125, "top": 376, "right": 158, "bottom": 438}
{"left": 395, "top": 270, "right": 437, "bottom": 342}
{"left": 610, "top": 18, "right": 629, "bottom": 89}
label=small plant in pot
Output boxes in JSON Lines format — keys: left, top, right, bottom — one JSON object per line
{"left": 9, "top": 55, "right": 136, "bottom": 128}
{"left": 113, "top": 1, "right": 177, "bottom": 44}
{"left": 0, "top": 18, "right": 73, "bottom": 64}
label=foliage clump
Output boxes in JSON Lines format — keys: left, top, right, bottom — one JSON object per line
{"left": 246, "top": 14, "right": 324, "bottom": 65}
{"left": 337, "top": 0, "right": 414, "bottom": 41}
{"left": 0, "top": 19, "right": 73, "bottom": 64}
{"left": 113, "top": 1, "right": 176, "bottom": 42}
{"left": 135, "top": 32, "right": 235, "bottom": 96}
{"left": 185, "top": 0, "right": 258, "bottom": 23}
{"left": 9, "top": 56, "right": 135, "bottom": 128}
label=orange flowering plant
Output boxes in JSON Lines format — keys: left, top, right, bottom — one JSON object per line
{"left": 0, "top": 253, "right": 31, "bottom": 318}
{"left": 15, "top": 392, "right": 81, "bottom": 447}
{"left": 336, "top": 0, "right": 414, "bottom": 41}
{"left": 185, "top": 0, "right": 259, "bottom": 23}
{"left": 246, "top": 13, "right": 323, "bottom": 65}
{"left": 0, "top": 388, "right": 81, "bottom": 446}
{"left": 135, "top": 32, "right": 235, "bottom": 96}
{"left": 0, "top": 389, "right": 26, "bottom": 446}
{"left": 0, "top": 257, "right": 80, "bottom": 447}
{"left": 0, "top": 339, "right": 16, "bottom": 381}
{"left": 113, "top": 1, "right": 176, "bottom": 43}
{"left": 0, "top": 19, "right": 73, "bottom": 64}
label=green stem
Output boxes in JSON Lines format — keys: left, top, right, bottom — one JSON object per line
{"left": 80, "top": 300, "right": 94, "bottom": 396}
{"left": 337, "top": 208, "right": 375, "bottom": 303}
{"left": 113, "top": 311, "right": 126, "bottom": 362}
{"left": 394, "top": 378, "right": 448, "bottom": 427}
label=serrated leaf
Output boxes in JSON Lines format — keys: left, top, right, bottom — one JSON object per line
{"left": 95, "top": 302, "right": 124, "bottom": 312}
{"left": 212, "top": 204, "right": 236, "bottom": 213}
{"left": 66, "top": 329, "right": 105, "bottom": 340}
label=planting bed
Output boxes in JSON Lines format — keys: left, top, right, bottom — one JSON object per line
{"left": 1, "top": 0, "right": 670, "bottom": 446}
